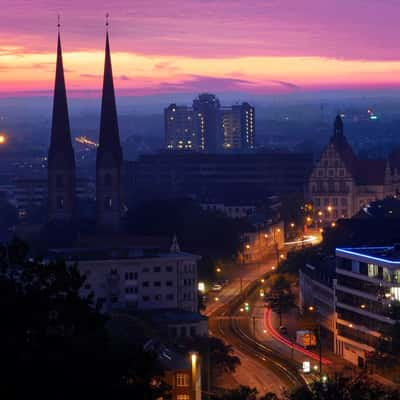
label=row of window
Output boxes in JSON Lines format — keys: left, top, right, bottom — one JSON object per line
{"left": 311, "top": 181, "right": 350, "bottom": 193}
{"left": 314, "top": 197, "right": 348, "bottom": 207}
{"left": 125, "top": 266, "right": 174, "bottom": 279}
{"left": 142, "top": 294, "right": 174, "bottom": 301}
{"left": 142, "top": 281, "right": 174, "bottom": 287}
{"left": 317, "top": 168, "right": 345, "bottom": 177}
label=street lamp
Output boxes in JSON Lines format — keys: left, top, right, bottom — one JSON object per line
{"left": 307, "top": 305, "right": 322, "bottom": 381}
{"left": 0, "top": 134, "right": 6, "bottom": 145}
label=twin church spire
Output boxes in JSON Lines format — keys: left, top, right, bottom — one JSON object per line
{"left": 48, "top": 18, "right": 123, "bottom": 230}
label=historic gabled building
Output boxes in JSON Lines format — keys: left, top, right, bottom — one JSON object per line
{"left": 308, "top": 115, "right": 394, "bottom": 223}
{"left": 47, "top": 29, "right": 76, "bottom": 221}
{"left": 95, "top": 29, "right": 123, "bottom": 231}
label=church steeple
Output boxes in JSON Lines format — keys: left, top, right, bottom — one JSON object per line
{"left": 98, "top": 26, "right": 122, "bottom": 162}
{"left": 96, "top": 18, "right": 123, "bottom": 231}
{"left": 48, "top": 22, "right": 76, "bottom": 221}
{"left": 333, "top": 114, "right": 344, "bottom": 137}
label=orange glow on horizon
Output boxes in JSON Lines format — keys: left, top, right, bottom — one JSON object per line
{"left": 2, "top": 44, "right": 400, "bottom": 94}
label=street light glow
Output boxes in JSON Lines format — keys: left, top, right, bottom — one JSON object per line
{"left": 0, "top": 134, "right": 6, "bottom": 144}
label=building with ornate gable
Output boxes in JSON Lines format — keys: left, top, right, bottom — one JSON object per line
{"left": 308, "top": 115, "right": 400, "bottom": 223}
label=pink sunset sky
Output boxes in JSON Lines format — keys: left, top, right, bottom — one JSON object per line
{"left": 2, "top": 0, "right": 400, "bottom": 96}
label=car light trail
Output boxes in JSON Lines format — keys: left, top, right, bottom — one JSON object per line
{"left": 263, "top": 308, "right": 332, "bottom": 365}
{"left": 284, "top": 235, "right": 318, "bottom": 246}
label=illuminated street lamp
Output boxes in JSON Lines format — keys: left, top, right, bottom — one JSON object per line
{"left": 264, "top": 233, "right": 269, "bottom": 238}
{"left": 307, "top": 305, "right": 322, "bottom": 381}
{"left": 290, "top": 222, "right": 295, "bottom": 228}
{"left": 216, "top": 267, "right": 222, "bottom": 273}
{"left": 245, "top": 244, "right": 250, "bottom": 249}
{"left": 327, "top": 206, "right": 333, "bottom": 213}
{"left": 317, "top": 211, "right": 323, "bottom": 217}
{"left": 0, "top": 134, "right": 6, "bottom": 144}
{"left": 331, "top": 222, "right": 336, "bottom": 228}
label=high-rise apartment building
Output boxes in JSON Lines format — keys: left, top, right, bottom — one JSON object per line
{"left": 164, "top": 95, "right": 255, "bottom": 153}
{"left": 222, "top": 102, "right": 255, "bottom": 150}
{"left": 192, "top": 93, "right": 223, "bottom": 153}
{"left": 165, "top": 104, "right": 197, "bottom": 151}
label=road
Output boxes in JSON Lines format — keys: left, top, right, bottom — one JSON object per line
{"left": 206, "top": 254, "right": 307, "bottom": 396}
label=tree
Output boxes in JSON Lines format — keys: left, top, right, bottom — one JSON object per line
{"left": 0, "top": 198, "right": 17, "bottom": 232}
{"left": 287, "top": 373, "right": 400, "bottom": 400}
{"left": 265, "top": 274, "right": 296, "bottom": 327}
{"left": 212, "top": 385, "right": 258, "bottom": 400}
{"left": 126, "top": 198, "right": 251, "bottom": 259}
{"left": 0, "top": 242, "right": 170, "bottom": 399}
{"left": 180, "top": 336, "right": 240, "bottom": 376}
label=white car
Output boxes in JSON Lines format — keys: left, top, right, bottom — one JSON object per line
{"left": 211, "top": 283, "right": 223, "bottom": 292}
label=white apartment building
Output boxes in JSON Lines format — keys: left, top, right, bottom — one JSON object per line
{"left": 48, "top": 244, "right": 200, "bottom": 313}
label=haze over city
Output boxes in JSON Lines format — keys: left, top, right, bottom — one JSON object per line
{"left": 3, "top": 1, "right": 400, "bottom": 399}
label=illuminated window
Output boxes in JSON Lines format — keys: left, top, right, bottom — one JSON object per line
{"left": 176, "top": 373, "right": 189, "bottom": 387}
{"left": 177, "top": 395, "right": 190, "bottom": 400}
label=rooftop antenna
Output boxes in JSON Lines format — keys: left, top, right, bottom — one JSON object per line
{"left": 57, "top": 14, "right": 61, "bottom": 33}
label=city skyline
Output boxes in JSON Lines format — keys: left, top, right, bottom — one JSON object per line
{"left": 3, "top": 0, "right": 400, "bottom": 97}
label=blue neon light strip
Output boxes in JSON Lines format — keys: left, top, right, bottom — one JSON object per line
{"left": 336, "top": 247, "right": 400, "bottom": 265}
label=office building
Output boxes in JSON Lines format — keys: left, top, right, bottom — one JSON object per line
{"left": 334, "top": 246, "right": 400, "bottom": 367}
{"left": 126, "top": 152, "right": 313, "bottom": 205}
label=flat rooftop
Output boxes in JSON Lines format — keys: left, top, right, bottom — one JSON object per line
{"left": 47, "top": 247, "right": 199, "bottom": 262}
{"left": 336, "top": 245, "right": 400, "bottom": 267}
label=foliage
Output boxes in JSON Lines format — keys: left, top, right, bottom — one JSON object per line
{"left": 0, "top": 241, "right": 169, "bottom": 399}
{"left": 0, "top": 198, "right": 18, "bottom": 232}
{"left": 126, "top": 198, "right": 251, "bottom": 258}
{"left": 278, "top": 247, "right": 322, "bottom": 275}
{"left": 212, "top": 385, "right": 258, "bottom": 400}
{"left": 265, "top": 274, "right": 296, "bottom": 326}
{"left": 287, "top": 373, "right": 400, "bottom": 400}
{"left": 179, "top": 335, "right": 240, "bottom": 375}
{"left": 212, "top": 386, "right": 280, "bottom": 400}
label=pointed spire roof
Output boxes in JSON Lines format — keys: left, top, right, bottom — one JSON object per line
{"left": 170, "top": 234, "right": 181, "bottom": 253}
{"left": 48, "top": 28, "right": 75, "bottom": 169}
{"left": 98, "top": 29, "right": 122, "bottom": 163}
{"left": 333, "top": 114, "right": 344, "bottom": 137}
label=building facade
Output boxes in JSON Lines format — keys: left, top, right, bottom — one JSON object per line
{"left": 308, "top": 115, "right": 395, "bottom": 223}
{"left": 221, "top": 102, "right": 255, "bottom": 151}
{"left": 48, "top": 246, "right": 200, "bottom": 313}
{"left": 334, "top": 246, "right": 400, "bottom": 367}
{"left": 165, "top": 105, "right": 197, "bottom": 151}
{"left": 164, "top": 96, "right": 255, "bottom": 153}
{"left": 126, "top": 152, "right": 313, "bottom": 206}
